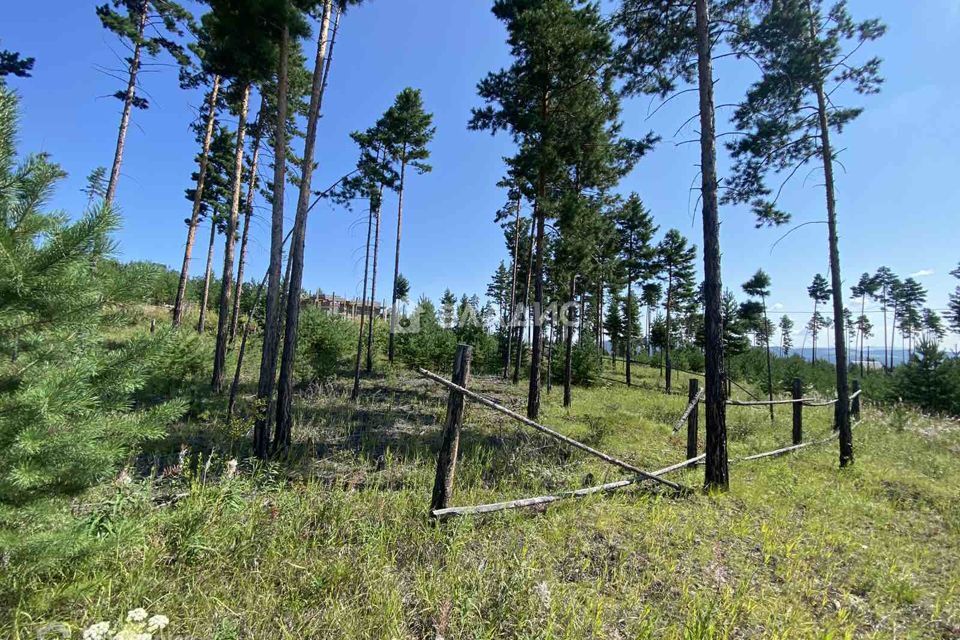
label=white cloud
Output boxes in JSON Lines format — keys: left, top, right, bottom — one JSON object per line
{"left": 909, "top": 269, "right": 935, "bottom": 278}
{"left": 773, "top": 303, "right": 784, "bottom": 310}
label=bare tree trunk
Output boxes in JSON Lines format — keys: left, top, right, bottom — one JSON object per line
{"left": 366, "top": 195, "right": 382, "bottom": 373}
{"left": 806, "top": 1, "right": 850, "bottom": 463}
{"left": 197, "top": 220, "right": 217, "bottom": 334}
{"left": 665, "top": 275, "right": 673, "bottom": 393}
{"left": 504, "top": 198, "right": 521, "bottom": 378}
{"left": 626, "top": 279, "right": 633, "bottom": 386}
{"left": 527, "top": 189, "right": 545, "bottom": 419}
{"left": 212, "top": 83, "right": 251, "bottom": 393}
{"left": 230, "top": 103, "right": 264, "bottom": 341}
{"left": 763, "top": 296, "right": 774, "bottom": 422}
{"left": 563, "top": 275, "right": 576, "bottom": 408}
{"left": 254, "top": 23, "right": 290, "bottom": 460}
{"left": 514, "top": 216, "right": 536, "bottom": 385}
{"left": 388, "top": 152, "right": 408, "bottom": 364}
{"left": 275, "top": 2, "right": 334, "bottom": 450}
{"left": 174, "top": 75, "right": 221, "bottom": 327}
{"left": 104, "top": 0, "right": 147, "bottom": 206}
{"left": 351, "top": 201, "right": 375, "bottom": 401}
{"left": 696, "top": 0, "right": 729, "bottom": 491}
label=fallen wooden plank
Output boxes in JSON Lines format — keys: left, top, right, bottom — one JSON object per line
{"left": 673, "top": 388, "right": 704, "bottom": 433}
{"left": 431, "top": 455, "right": 704, "bottom": 519}
{"left": 416, "top": 367, "right": 685, "bottom": 493}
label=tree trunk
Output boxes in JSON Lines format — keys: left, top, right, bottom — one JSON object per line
{"left": 351, "top": 200, "right": 375, "bottom": 401}
{"left": 174, "top": 75, "right": 221, "bottom": 327}
{"left": 104, "top": 0, "right": 147, "bottom": 206}
{"left": 504, "top": 198, "right": 521, "bottom": 378}
{"left": 230, "top": 103, "right": 264, "bottom": 341}
{"left": 809, "top": 4, "right": 851, "bottom": 465}
{"left": 514, "top": 215, "right": 536, "bottom": 385}
{"left": 665, "top": 271, "right": 673, "bottom": 393}
{"left": 212, "top": 83, "right": 251, "bottom": 393}
{"left": 197, "top": 220, "right": 217, "bottom": 334}
{"left": 526, "top": 193, "right": 545, "bottom": 420}
{"left": 763, "top": 297, "right": 774, "bottom": 422}
{"left": 254, "top": 23, "right": 290, "bottom": 460}
{"left": 626, "top": 279, "right": 633, "bottom": 386}
{"left": 366, "top": 195, "right": 382, "bottom": 373}
{"left": 859, "top": 293, "right": 866, "bottom": 377}
{"left": 695, "top": 0, "right": 729, "bottom": 491}
{"left": 546, "top": 311, "right": 553, "bottom": 394}
{"left": 388, "top": 152, "right": 408, "bottom": 364}
{"left": 275, "top": 2, "right": 334, "bottom": 451}
{"left": 563, "top": 275, "right": 576, "bottom": 408}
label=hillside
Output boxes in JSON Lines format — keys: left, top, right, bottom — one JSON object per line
{"left": 5, "top": 358, "right": 959, "bottom": 639}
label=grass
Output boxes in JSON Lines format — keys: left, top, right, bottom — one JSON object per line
{"left": 2, "top": 354, "right": 959, "bottom": 638}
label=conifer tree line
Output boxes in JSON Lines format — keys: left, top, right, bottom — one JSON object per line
{"left": 18, "top": 0, "right": 960, "bottom": 487}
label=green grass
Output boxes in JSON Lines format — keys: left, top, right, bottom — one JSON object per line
{"left": 3, "top": 360, "right": 959, "bottom": 639}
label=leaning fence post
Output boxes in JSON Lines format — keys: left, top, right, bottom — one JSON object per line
{"left": 687, "top": 378, "right": 699, "bottom": 463}
{"left": 430, "top": 344, "right": 473, "bottom": 514}
{"left": 792, "top": 378, "right": 803, "bottom": 445}
{"left": 851, "top": 380, "right": 861, "bottom": 420}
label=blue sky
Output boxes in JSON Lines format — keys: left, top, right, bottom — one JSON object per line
{"left": 5, "top": 0, "right": 959, "bottom": 350}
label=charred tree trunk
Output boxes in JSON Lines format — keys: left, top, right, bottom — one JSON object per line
{"left": 212, "top": 83, "right": 251, "bottom": 393}
{"left": 696, "top": 0, "right": 729, "bottom": 491}
{"left": 254, "top": 24, "right": 290, "bottom": 460}
{"left": 275, "top": 2, "right": 334, "bottom": 451}
{"left": 104, "top": 0, "right": 147, "bottom": 206}
{"left": 174, "top": 75, "right": 221, "bottom": 327}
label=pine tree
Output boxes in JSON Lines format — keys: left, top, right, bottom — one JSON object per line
{"left": 82, "top": 167, "right": 109, "bottom": 205}
{"left": 949, "top": 264, "right": 960, "bottom": 335}
{"left": 657, "top": 230, "right": 697, "bottom": 393}
{"left": 380, "top": 88, "right": 435, "bottom": 363}
{"left": 0, "top": 42, "right": 34, "bottom": 81}
{"left": 779, "top": 315, "right": 794, "bottom": 355}
{"left": 471, "top": 0, "right": 630, "bottom": 420}
{"left": 851, "top": 272, "right": 879, "bottom": 376}
{"left": 276, "top": 0, "right": 343, "bottom": 451}
{"left": 614, "top": 195, "right": 658, "bottom": 387}
{"left": 743, "top": 269, "right": 774, "bottom": 418}
{"left": 807, "top": 273, "right": 831, "bottom": 362}
{"left": 616, "top": 0, "right": 746, "bottom": 489}
{"left": 604, "top": 293, "right": 624, "bottom": 363}
{"left": 894, "top": 277, "right": 926, "bottom": 360}
{"left": 440, "top": 289, "right": 457, "bottom": 329}
{"left": 96, "top": 0, "right": 192, "bottom": 205}
{"left": 872, "top": 266, "right": 899, "bottom": 371}
{"left": 726, "top": 0, "right": 885, "bottom": 465}
{"left": 0, "top": 88, "right": 183, "bottom": 503}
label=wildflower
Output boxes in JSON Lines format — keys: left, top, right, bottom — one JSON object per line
{"left": 126, "top": 608, "right": 148, "bottom": 623}
{"left": 147, "top": 614, "right": 169, "bottom": 632}
{"left": 114, "top": 631, "right": 152, "bottom": 640}
{"left": 82, "top": 622, "right": 111, "bottom": 640}
{"left": 225, "top": 459, "right": 238, "bottom": 479}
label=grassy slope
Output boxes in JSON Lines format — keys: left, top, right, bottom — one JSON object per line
{"left": 3, "top": 360, "right": 959, "bottom": 639}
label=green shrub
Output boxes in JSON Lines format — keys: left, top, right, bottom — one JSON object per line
{"left": 0, "top": 87, "right": 184, "bottom": 504}
{"left": 297, "top": 308, "right": 356, "bottom": 381}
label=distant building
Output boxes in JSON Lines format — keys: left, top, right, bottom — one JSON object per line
{"left": 311, "top": 292, "right": 386, "bottom": 319}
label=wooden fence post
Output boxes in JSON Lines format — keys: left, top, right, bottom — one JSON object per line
{"left": 851, "top": 380, "right": 861, "bottom": 420}
{"left": 687, "top": 378, "right": 699, "bottom": 463}
{"left": 430, "top": 344, "right": 473, "bottom": 513}
{"left": 792, "top": 378, "right": 803, "bottom": 445}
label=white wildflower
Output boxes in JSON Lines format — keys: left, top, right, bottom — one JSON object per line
{"left": 146, "top": 614, "right": 169, "bottom": 632}
{"left": 126, "top": 608, "right": 148, "bottom": 623}
{"left": 225, "top": 459, "right": 238, "bottom": 479}
{"left": 82, "top": 621, "right": 111, "bottom": 640}
{"left": 533, "top": 581, "right": 551, "bottom": 608}
{"left": 114, "top": 631, "right": 151, "bottom": 640}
